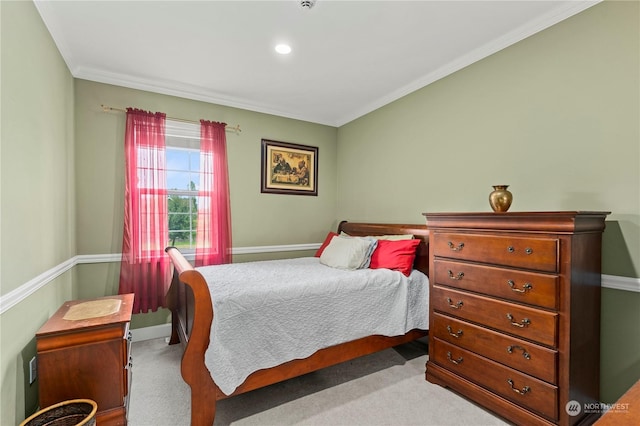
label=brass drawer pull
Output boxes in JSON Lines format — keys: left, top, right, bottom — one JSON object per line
{"left": 506, "top": 313, "right": 530, "bottom": 328}
{"left": 507, "top": 345, "right": 531, "bottom": 360}
{"left": 447, "top": 326, "right": 463, "bottom": 338}
{"left": 447, "top": 298, "right": 464, "bottom": 309}
{"left": 507, "top": 378, "right": 531, "bottom": 395}
{"left": 507, "top": 280, "right": 533, "bottom": 293}
{"left": 507, "top": 246, "right": 534, "bottom": 255}
{"left": 447, "top": 241, "right": 464, "bottom": 251}
{"left": 446, "top": 351, "right": 463, "bottom": 365}
{"left": 448, "top": 270, "right": 465, "bottom": 280}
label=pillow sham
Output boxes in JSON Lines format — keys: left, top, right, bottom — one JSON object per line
{"left": 338, "top": 232, "right": 377, "bottom": 268}
{"left": 315, "top": 232, "right": 338, "bottom": 257}
{"left": 320, "top": 235, "right": 376, "bottom": 270}
{"left": 369, "top": 239, "right": 421, "bottom": 276}
{"left": 358, "top": 236, "right": 378, "bottom": 268}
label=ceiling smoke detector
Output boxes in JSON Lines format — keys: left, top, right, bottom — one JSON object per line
{"left": 300, "top": 0, "right": 315, "bottom": 10}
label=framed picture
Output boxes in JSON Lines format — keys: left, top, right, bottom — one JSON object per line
{"left": 261, "top": 139, "right": 318, "bottom": 196}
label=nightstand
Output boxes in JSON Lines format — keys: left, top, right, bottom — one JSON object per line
{"left": 36, "top": 293, "right": 134, "bottom": 425}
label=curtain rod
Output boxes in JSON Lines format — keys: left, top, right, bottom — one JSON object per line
{"left": 100, "top": 105, "right": 241, "bottom": 134}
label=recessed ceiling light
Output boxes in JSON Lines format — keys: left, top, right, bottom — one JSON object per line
{"left": 275, "top": 44, "right": 292, "bottom": 55}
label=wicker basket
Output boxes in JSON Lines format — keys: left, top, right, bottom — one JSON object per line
{"left": 20, "top": 399, "right": 97, "bottom": 426}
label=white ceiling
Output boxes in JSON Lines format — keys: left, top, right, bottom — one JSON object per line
{"left": 34, "top": 0, "right": 600, "bottom": 127}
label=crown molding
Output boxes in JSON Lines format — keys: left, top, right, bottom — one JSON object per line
{"left": 338, "top": 1, "right": 602, "bottom": 126}
{"left": 74, "top": 66, "right": 331, "bottom": 126}
{"left": 35, "top": 0, "right": 601, "bottom": 128}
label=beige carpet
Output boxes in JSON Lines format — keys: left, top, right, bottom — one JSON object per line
{"left": 128, "top": 337, "right": 510, "bottom": 426}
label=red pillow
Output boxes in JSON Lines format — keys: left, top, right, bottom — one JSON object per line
{"left": 369, "top": 239, "right": 421, "bottom": 276}
{"left": 315, "top": 232, "right": 338, "bottom": 257}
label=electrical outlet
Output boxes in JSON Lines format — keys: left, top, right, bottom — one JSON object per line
{"left": 29, "top": 356, "right": 37, "bottom": 384}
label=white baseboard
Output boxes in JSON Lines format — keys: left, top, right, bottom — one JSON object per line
{"left": 130, "top": 323, "right": 172, "bottom": 342}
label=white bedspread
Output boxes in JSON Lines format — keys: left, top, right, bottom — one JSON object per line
{"left": 196, "top": 257, "right": 429, "bottom": 395}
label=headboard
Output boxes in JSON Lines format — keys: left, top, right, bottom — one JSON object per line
{"left": 337, "top": 221, "right": 430, "bottom": 277}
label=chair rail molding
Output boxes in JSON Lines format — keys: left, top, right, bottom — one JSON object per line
{"left": 0, "top": 243, "right": 321, "bottom": 314}
{"left": 2, "top": 245, "right": 638, "bottom": 315}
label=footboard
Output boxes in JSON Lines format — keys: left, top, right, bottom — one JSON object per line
{"left": 165, "top": 247, "right": 217, "bottom": 426}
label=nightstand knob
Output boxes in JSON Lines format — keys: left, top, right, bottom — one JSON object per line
{"left": 507, "top": 246, "right": 515, "bottom": 253}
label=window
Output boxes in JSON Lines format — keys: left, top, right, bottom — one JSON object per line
{"left": 166, "top": 121, "right": 200, "bottom": 250}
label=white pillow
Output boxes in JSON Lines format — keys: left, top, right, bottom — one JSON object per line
{"left": 319, "top": 235, "right": 375, "bottom": 270}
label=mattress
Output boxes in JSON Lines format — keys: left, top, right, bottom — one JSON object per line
{"left": 196, "top": 256, "right": 429, "bottom": 395}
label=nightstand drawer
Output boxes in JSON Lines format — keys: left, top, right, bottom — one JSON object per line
{"left": 433, "top": 232, "right": 559, "bottom": 272}
{"left": 432, "top": 338, "right": 558, "bottom": 421}
{"left": 433, "top": 259, "right": 559, "bottom": 309}
{"left": 432, "top": 312, "right": 558, "bottom": 384}
{"left": 432, "top": 286, "right": 558, "bottom": 347}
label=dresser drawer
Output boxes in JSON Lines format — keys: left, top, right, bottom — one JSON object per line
{"left": 433, "top": 259, "right": 559, "bottom": 309}
{"left": 432, "top": 338, "right": 558, "bottom": 421}
{"left": 433, "top": 232, "right": 559, "bottom": 272}
{"left": 432, "top": 312, "right": 558, "bottom": 384}
{"left": 432, "top": 286, "right": 558, "bottom": 347}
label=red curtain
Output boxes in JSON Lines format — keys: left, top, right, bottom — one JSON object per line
{"left": 195, "top": 120, "right": 232, "bottom": 267}
{"left": 119, "top": 108, "right": 170, "bottom": 313}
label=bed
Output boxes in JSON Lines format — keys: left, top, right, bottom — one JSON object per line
{"left": 164, "top": 221, "right": 430, "bottom": 426}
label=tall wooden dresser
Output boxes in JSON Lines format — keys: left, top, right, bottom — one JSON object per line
{"left": 36, "top": 293, "right": 134, "bottom": 425}
{"left": 423, "top": 212, "right": 609, "bottom": 426}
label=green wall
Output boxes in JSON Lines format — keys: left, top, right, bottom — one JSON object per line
{"left": 73, "top": 79, "right": 338, "bottom": 326}
{"left": 336, "top": 0, "right": 640, "bottom": 404}
{"left": 1, "top": 2, "right": 338, "bottom": 423}
{"left": 74, "top": 80, "right": 338, "bottom": 257}
{"left": 1, "top": 1, "right": 77, "bottom": 423}
{"left": 1, "top": 1, "right": 638, "bottom": 425}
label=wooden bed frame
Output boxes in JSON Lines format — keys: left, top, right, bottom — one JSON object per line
{"left": 164, "top": 221, "right": 430, "bottom": 426}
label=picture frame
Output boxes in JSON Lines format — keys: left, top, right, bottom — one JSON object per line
{"left": 261, "top": 139, "right": 318, "bottom": 196}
